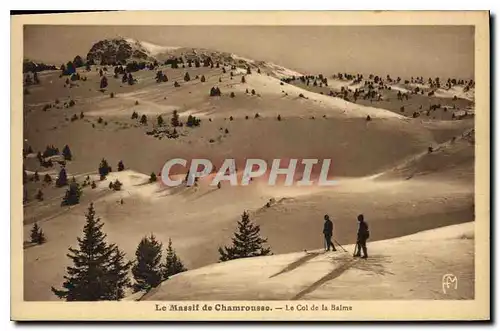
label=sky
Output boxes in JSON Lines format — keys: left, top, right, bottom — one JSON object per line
{"left": 23, "top": 25, "right": 474, "bottom": 79}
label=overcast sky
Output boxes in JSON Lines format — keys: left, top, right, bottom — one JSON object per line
{"left": 24, "top": 25, "right": 474, "bottom": 79}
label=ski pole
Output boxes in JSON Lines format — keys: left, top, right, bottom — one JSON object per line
{"left": 353, "top": 243, "right": 359, "bottom": 257}
{"left": 333, "top": 239, "right": 349, "bottom": 253}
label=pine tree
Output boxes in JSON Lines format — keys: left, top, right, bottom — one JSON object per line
{"left": 112, "top": 179, "right": 122, "bottom": 191}
{"left": 149, "top": 172, "right": 157, "bottom": 183}
{"left": 62, "top": 181, "right": 82, "bottom": 206}
{"left": 36, "top": 228, "right": 46, "bottom": 245}
{"left": 117, "top": 160, "right": 125, "bottom": 172}
{"left": 218, "top": 211, "right": 271, "bottom": 262}
{"left": 33, "top": 171, "right": 40, "bottom": 182}
{"left": 184, "top": 72, "right": 191, "bottom": 82}
{"left": 30, "top": 222, "right": 43, "bottom": 244}
{"left": 200, "top": 75, "right": 206, "bottom": 83}
{"left": 73, "top": 55, "right": 84, "bottom": 68}
{"left": 140, "top": 114, "right": 147, "bottom": 125}
{"left": 162, "top": 238, "right": 187, "bottom": 279}
{"left": 171, "top": 110, "right": 180, "bottom": 127}
{"left": 65, "top": 61, "right": 76, "bottom": 75}
{"left": 62, "top": 145, "right": 72, "bottom": 161}
{"left": 100, "top": 76, "right": 108, "bottom": 89}
{"left": 56, "top": 167, "right": 68, "bottom": 187}
{"left": 51, "top": 204, "right": 131, "bottom": 301}
{"left": 107, "top": 247, "right": 132, "bottom": 300}
{"left": 157, "top": 115, "right": 164, "bottom": 126}
{"left": 44, "top": 173, "right": 52, "bottom": 183}
{"left": 98, "top": 158, "right": 111, "bottom": 179}
{"left": 132, "top": 234, "right": 163, "bottom": 292}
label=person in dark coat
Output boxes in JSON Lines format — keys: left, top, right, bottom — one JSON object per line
{"left": 323, "top": 214, "right": 336, "bottom": 251}
{"left": 354, "top": 214, "right": 369, "bottom": 259}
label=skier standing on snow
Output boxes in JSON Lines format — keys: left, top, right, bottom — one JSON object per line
{"left": 354, "top": 214, "right": 369, "bottom": 259}
{"left": 323, "top": 214, "right": 336, "bottom": 251}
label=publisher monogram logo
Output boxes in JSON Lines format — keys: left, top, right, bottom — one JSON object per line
{"left": 442, "top": 274, "right": 458, "bottom": 294}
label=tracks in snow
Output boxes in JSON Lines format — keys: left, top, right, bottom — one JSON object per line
{"left": 268, "top": 250, "right": 360, "bottom": 300}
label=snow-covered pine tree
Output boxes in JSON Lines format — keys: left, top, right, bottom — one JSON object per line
{"left": 51, "top": 203, "right": 130, "bottom": 300}
{"left": 132, "top": 234, "right": 163, "bottom": 292}
{"left": 218, "top": 211, "right": 271, "bottom": 262}
{"left": 162, "top": 238, "right": 187, "bottom": 279}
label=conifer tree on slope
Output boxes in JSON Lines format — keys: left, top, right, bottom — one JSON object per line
{"left": 98, "top": 158, "right": 111, "bottom": 179}
{"left": 30, "top": 222, "right": 40, "bottom": 243}
{"left": 132, "top": 234, "right": 163, "bottom": 292}
{"left": 62, "top": 144, "right": 72, "bottom": 161}
{"left": 61, "top": 180, "right": 82, "bottom": 206}
{"left": 107, "top": 246, "right": 132, "bottom": 300}
{"left": 218, "top": 211, "right": 271, "bottom": 262}
{"left": 162, "top": 238, "right": 187, "bottom": 279}
{"left": 51, "top": 203, "right": 131, "bottom": 301}
{"left": 30, "top": 222, "right": 46, "bottom": 245}
{"left": 55, "top": 167, "right": 68, "bottom": 187}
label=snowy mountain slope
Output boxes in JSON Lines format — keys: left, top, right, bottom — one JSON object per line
{"left": 141, "top": 222, "right": 474, "bottom": 301}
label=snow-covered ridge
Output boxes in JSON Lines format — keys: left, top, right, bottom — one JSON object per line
{"left": 139, "top": 222, "right": 474, "bottom": 301}
{"left": 124, "top": 38, "right": 181, "bottom": 55}
{"left": 85, "top": 37, "right": 305, "bottom": 79}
